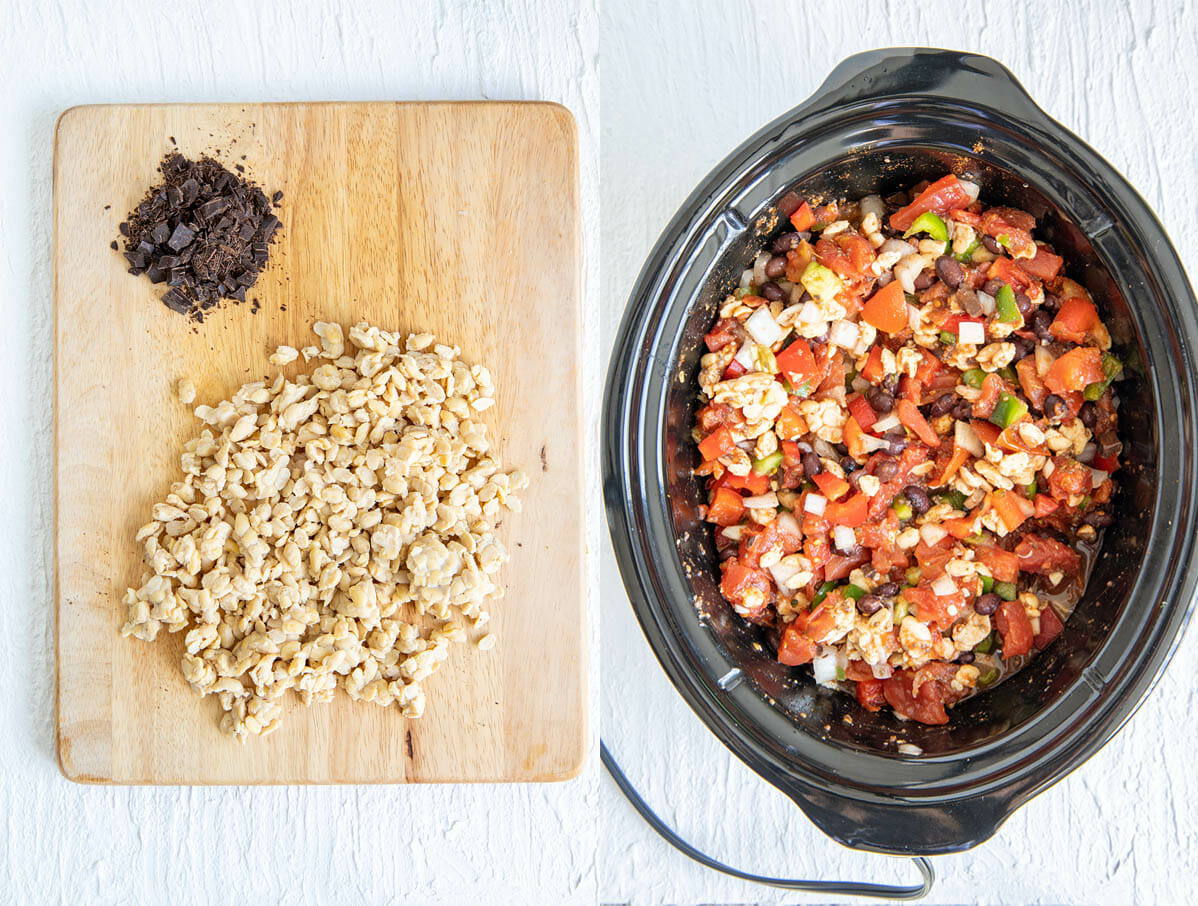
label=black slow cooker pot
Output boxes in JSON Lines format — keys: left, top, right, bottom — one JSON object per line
{"left": 603, "top": 48, "right": 1198, "bottom": 855}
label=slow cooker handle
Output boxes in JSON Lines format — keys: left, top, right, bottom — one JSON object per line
{"left": 787, "top": 784, "right": 1014, "bottom": 856}
{"left": 805, "top": 47, "right": 1050, "bottom": 125}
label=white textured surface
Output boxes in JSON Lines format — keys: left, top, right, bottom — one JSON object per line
{"left": 600, "top": 1, "right": 1198, "bottom": 903}
{"left": 0, "top": 2, "right": 598, "bottom": 903}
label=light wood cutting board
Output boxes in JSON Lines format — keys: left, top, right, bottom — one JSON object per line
{"left": 54, "top": 102, "right": 584, "bottom": 784}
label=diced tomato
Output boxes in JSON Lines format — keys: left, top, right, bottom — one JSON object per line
{"left": 775, "top": 399, "right": 807, "bottom": 441}
{"left": 861, "top": 280, "right": 909, "bottom": 334}
{"left": 858, "top": 510, "right": 900, "bottom": 550}
{"left": 1014, "top": 534, "right": 1081, "bottom": 576}
{"left": 856, "top": 678, "right": 887, "bottom": 712}
{"left": 804, "top": 598, "right": 839, "bottom": 643}
{"left": 776, "top": 338, "right": 819, "bottom": 391}
{"left": 889, "top": 175, "right": 972, "bottom": 232}
{"left": 781, "top": 440, "right": 802, "bottom": 469}
{"left": 824, "top": 551, "right": 869, "bottom": 581}
{"left": 711, "top": 469, "right": 769, "bottom": 496}
{"left": 777, "top": 620, "right": 816, "bottom": 665}
{"left": 723, "top": 358, "right": 747, "bottom": 379}
{"left": 932, "top": 442, "right": 971, "bottom": 488}
{"left": 698, "top": 424, "right": 736, "bottom": 462}
{"left": 790, "top": 201, "right": 814, "bottom": 232}
{"left": 706, "top": 487, "right": 745, "bottom": 526}
{"left": 847, "top": 394, "right": 878, "bottom": 431}
{"left": 845, "top": 660, "right": 876, "bottom": 682}
{"left": 980, "top": 207, "right": 1037, "bottom": 258}
{"left": 986, "top": 256, "right": 1032, "bottom": 293}
{"left": 754, "top": 515, "right": 804, "bottom": 557}
{"left": 896, "top": 398, "right": 941, "bottom": 447}
{"left": 1045, "top": 347, "right": 1104, "bottom": 395}
{"left": 970, "top": 418, "right": 1001, "bottom": 447}
{"left": 818, "top": 233, "right": 877, "bottom": 281}
{"left": 942, "top": 516, "right": 975, "bottom": 540}
{"left": 703, "top": 317, "right": 740, "bottom": 352}
{"left": 843, "top": 414, "right": 867, "bottom": 461}
{"left": 1015, "top": 357, "right": 1049, "bottom": 411}
{"left": 988, "top": 489, "right": 1034, "bottom": 532}
{"left": 804, "top": 532, "right": 832, "bottom": 570}
{"left": 972, "top": 373, "right": 1007, "bottom": 419}
{"left": 824, "top": 491, "right": 869, "bottom": 527}
{"left": 812, "top": 471, "right": 850, "bottom": 501}
{"left": 1034, "top": 493, "right": 1059, "bottom": 517}
{"left": 914, "top": 348, "right": 942, "bottom": 385}
{"left": 815, "top": 347, "right": 846, "bottom": 398}
{"left": 720, "top": 558, "right": 772, "bottom": 621}
{"left": 696, "top": 402, "right": 739, "bottom": 434}
{"left": 1046, "top": 455, "right": 1093, "bottom": 501}
{"left": 1034, "top": 606, "right": 1065, "bottom": 650}
{"left": 882, "top": 669, "right": 949, "bottom": 725}
{"left": 975, "top": 545, "right": 1021, "bottom": 583}
{"left": 860, "top": 345, "right": 886, "bottom": 384}
{"left": 1093, "top": 453, "right": 1118, "bottom": 474}
{"left": 903, "top": 586, "right": 962, "bottom": 628}
{"left": 995, "top": 600, "right": 1034, "bottom": 658}
{"left": 1050, "top": 295, "right": 1100, "bottom": 344}
{"left": 1022, "top": 245, "right": 1064, "bottom": 280}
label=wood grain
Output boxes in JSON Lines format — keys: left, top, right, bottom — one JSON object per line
{"left": 54, "top": 102, "right": 584, "bottom": 784}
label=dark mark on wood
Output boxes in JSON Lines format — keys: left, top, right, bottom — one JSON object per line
{"left": 405, "top": 730, "right": 414, "bottom": 759}
{"left": 540, "top": 444, "right": 547, "bottom": 472}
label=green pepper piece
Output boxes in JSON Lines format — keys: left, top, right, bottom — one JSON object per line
{"left": 1023, "top": 478, "right": 1037, "bottom": 499}
{"left": 835, "top": 666, "right": 847, "bottom": 682}
{"left": 734, "top": 287, "right": 751, "bottom": 299}
{"left": 955, "top": 238, "right": 980, "bottom": 264}
{"left": 845, "top": 368, "right": 858, "bottom": 388}
{"left": 903, "top": 211, "right": 949, "bottom": 242}
{"left": 962, "top": 368, "right": 986, "bottom": 389}
{"left": 891, "top": 498, "right": 913, "bottom": 521}
{"left": 964, "top": 532, "right": 987, "bottom": 545}
{"left": 981, "top": 575, "right": 995, "bottom": 594}
{"left": 904, "top": 566, "right": 922, "bottom": 587}
{"left": 978, "top": 668, "right": 1000, "bottom": 686}
{"left": 989, "top": 392, "right": 1029, "bottom": 429}
{"left": 755, "top": 345, "right": 778, "bottom": 374}
{"left": 752, "top": 450, "right": 783, "bottom": 476}
{"left": 975, "top": 631, "right": 995, "bottom": 654}
{"left": 843, "top": 584, "right": 867, "bottom": 601}
{"left": 994, "top": 284, "right": 1020, "bottom": 323}
{"left": 940, "top": 489, "right": 967, "bottom": 510}
{"left": 1083, "top": 381, "right": 1106, "bottom": 401}
{"left": 939, "top": 330, "right": 956, "bottom": 346}
{"left": 1102, "top": 352, "right": 1123, "bottom": 380}
{"left": 893, "top": 599, "right": 910, "bottom": 623}
{"left": 998, "top": 365, "right": 1018, "bottom": 384}
{"left": 995, "top": 581, "right": 1018, "bottom": 601}
{"left": 812, "top": 581, "right": 836, "bottom": 606}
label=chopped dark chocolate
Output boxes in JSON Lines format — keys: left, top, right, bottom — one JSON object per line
{"left": 114, "top": 152, "right": 282, "bottom": 321}
{"left": 271, "top": 190, "right": 283, "bottom": 205}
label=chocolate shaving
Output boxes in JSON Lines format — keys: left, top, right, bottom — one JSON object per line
{"left": 116, "top": 152, "right": 282, "bottom": 320}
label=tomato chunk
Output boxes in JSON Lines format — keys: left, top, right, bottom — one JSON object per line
{"left": 896, "top": 398, "right": 941, "bottom": 447}
{"left": 698, "top": 424, "right": 736, "bottom": 462}
{"left": 889, "top": 175, "right": 971, "bottom": 232}
{"left": 1035, "top": 606, "right": 1065, "bottom": 650}
{"left": 1014, "top": 534, "right": 1081, "bottom": 577}
{"left": 706, "top": 487, "right": 745, "bottom": 526}
{"left": 882, "top": 669, "right": 948, "bottom": 725}
{"left": 995, "top": 600, "right": 1034, "bottom": 658}
{"left": 856, "top": 678, "right": 887, "bottom": 712}
{"left": 777, "top": 621, "right": 816, "bottom": 666}
{"left": 719, "top": 558, "right": 771, "bottom": 621}
{"left": 861, "top": 280, "right": 909, "bottom": 334}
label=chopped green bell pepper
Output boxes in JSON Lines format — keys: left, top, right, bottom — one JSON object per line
{"left": 1022, "top": 478, "right": 1037, "bottom": 499}
{"left": 812, "top": 580, "right": 836, "bottom": 606}
{"left": 980, "top": 575, "right": 995, "bottom": 594}
{"left": 752, "top": 450, "right": 783, "bottom": 476}
{"left": 940, "top": 489, "right": 967, "bottom": 510}
{"left": 994, "top": 284, "right": 1020, "bottom": 323}
{"left": 843, "top": 584, "right": 867, "bottom": 601}
{"left": 939, "top": 330, "right": 956, "bottom": 346}
{"left": 893, "top": 599, "right": 910, "bottom": 623}
{"left": 978, "top": 668, "right": 1000, "bottom": 686}
{"left": 903, "top": 211, "right": 949, "bottom": 242}
{"left": 755, "top": 344, "right": 778, "bottom": 374}
{"left": 1083, "top": 381, "right": 1105, "bottom": 401}
{"left": 995, "top": 581, "right": 1018, "bottom": 601}
{"left": 892, "top": 497, "right": 913, "bottom": 521}
{"left": 835, "top": 666, "right": 846, "bottom": 682}
{"left": 1102, "top": 353, "right": 1123, "bottom": 380}
{"left": 962, "top": 368, "right": 986, "bottom": 389}
{"left": 801, "top": 261, "right": 843, "bottom": 303}
{"left": 954, "top": 238, "right": 980, "bottom": 264}
{"left": 905, "top": 566, "right": 922, "bottom": 587}
{"left": 989, "top": 392, "right": 1028, "bottom": 429}
{"left": 975, "top": 631, "right": 995, "bottom": 654}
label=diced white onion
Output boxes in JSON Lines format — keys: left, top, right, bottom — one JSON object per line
{"left": 977, "top": 290, "right": 996, "bottom": 317}
{"left": 720, "top": 525, "right": 743, "bottom": 541}
{"left": 833, "top": 524, "right": 857, "bottom": 553}
{"left": 859, "top": 194, "right": 886, "bottom": 221}
{"left": 797, "top": 299, "right": 824, "bottom": 324}
{"left": 1078, "top": 442, "right": 1097, "bottom": 464}
{"left": 745, "top": 307, "right": 783, "bottom": 346}
{"left": 931, "top": 574, "right": 958, "bottom": 597}
{"left": 871, "top": 663, "right": 894, "bottom": 680}
{"left": 860, "top": 434, "right": 890, "bottom": 453}
{"left": 920, "top": 523, "right": 948, "bottom": 546}
{"left": 897, "top": 742, "right": 924, "bottom": 756}
{"left": 907, "top": 303, "right": 922, "bottom": 331}
{"left": 1090, "top": 468, "right": 1109, "bottom": 486}
{"left": 777, "top": 510, "right": 801, "bottom": 538}
{"left": 878, "top": 237, "right": 917, "bottom": 260}
{"left": 894, "top": 253, "right": 927, "bottom": 295}
{"left": 851, "top": 376, "right": 871, "bottom": 394}
{"left": 1035, "top": 344, "right": 1054, "bottom": 377}
{"left": 743, "top": 492, "right": 779, "bottom": 509}
{"left": 734, "top": 341, "right": 757, "bottom": 371}
{"left": 813, "top": 651, "right": 839, "bottom": 685}
{"left": 829, "top": 319, "right": 860, "bottom": 349}
{"left": 804, "top": 493, "right": 827, "bottom": 515}
{"left": 873, "top": 413, "right": 901, "bottom": 433}
{"left": 958, "top": 320, "right": 985, "bottom": 345}
{"left": 739, "top": 268, "right": 754, "bottom": 290}
{"left": 959, "top": 179, "right": 981, "bottom": 202}
{"left": 955, "top": 420, "right": 984, "bottom": 458}
{"left": 769, "top": 560, "right": 801, "bottom": 588}
{"left": 752, "top": 251, "right": 770, "bottom": 286}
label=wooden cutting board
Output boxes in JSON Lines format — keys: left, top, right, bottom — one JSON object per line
{"left": 54, "top": 102, "right": 584, "bottom": 784}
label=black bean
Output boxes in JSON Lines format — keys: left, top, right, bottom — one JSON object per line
{"left": 983, "top": 278, "right": 1005, "bottom": 297}
{"left": 927, "top": 392, "right": 957, "bottom": 417}
{"left": 1009, "top": 336, "right": 1035, "bottom": 360}
{"left": 1030, "top": 308, "right": 1054, "bottom": 340}
{"left": 956, "top": 287, "right": 983, "bottom": 317}
{"left": 884, "top": 191, "right": 910, "bottom": 208}
{"left": 1079, "top": 402, "right": 1098, "bottom": 429}
{"left": 981, "top": 234, "right": 1003, "bottom": 255}
{"left": 951, "top": 399, "right": 973, "bottom": 420}
{"left": 974, "top": 593, "right": 1001, "bottom": 615}
{"left": 802, "top": 451, "right": 822, "bottom": 478}
{"left": 875, "top": 459, "right": 899, "bottom": 482}
{"left": 957, "top": 650, "right": 976, "bottom": 664}
{"left": 764, "top": 255, "right": 788, "bottom": 279}
{"left": 935, "top": 255, "right": 964, "bottom": 289}
{"left": 857, "top": 595, "right": 883, "bottom": 616}
{"left": 868, "top": 388, "right": 895, "bottom": 413}
{"left": 777, "top": 192, "right": 803, "bottom": 218}
{"left": 1084, "top": 509, "right": 1115, "bottom": 528}
{"left": 772, "top": 231, "right": 801, "bottom": 254}
{"left": 1015, "top": 292, "right": 1032, "bottom": 316}
{"left": 1042, "top": 293, "right": 1060, "bottom": 313}
{"left": 904, "top": 485, "right": 931, "bottom": 515}
{"left": 875, "top": 582, "right": 900, "bottom": 598}
{"left": 1097, "top": 431, "right": 1122, "bottom": 458}
{"left": 841, "top": 456, "right": 861, "bottom": 473}
{"left": 759, "top": 280, "right": 785, "bottom": 302}
{"left": 881, "top": 374, "right": 899, "bottom": 395}
{"left": 885, "top": 438, "right": 909, "bottom": 456}
{"left": 913, "top": 268, "right": 936, "bottom": 291}
{"left": 1043, "top": 394, "right": 1069, "bottom": 420}
{"left": 848, "top": 469, "right": 864, "bottom": 490}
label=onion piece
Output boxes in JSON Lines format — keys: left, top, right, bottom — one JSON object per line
{"left": 745, "top": 307, "right": 783, "bottom": 346}
{"left": 804, "top": 493, "right": 827, "bottom": 515}
{"left": 828, "top": 319, "right": 860, "bottom": 350}
{"left": 955, "top": 420, "right": 984, "bottom": 458}
{"left": 1035, "top": 344, "right": 1053, "bottom": 377}
{"left": 878, "top": 237, "right": 917, "bottom": 260}
{"left": 959, "top": 179, "right": 981, "bottom": 202}
{"left": 977, "top": 290, "right": 996, "bottom": 317}
{"left": 958, "top": 320, "right": 985, "bottom": 345}
{"left": 873, "top": 413, "right": 901, "bottom": 433}
{"left": 739, "top": 268, "right": 754, "bottom": 290}
{"left": 776, "top": 510, "right": 801, "bottom": 537}
{"left": 860, "top": 434, "right": 891, "bottom": 453}
{"left": 907, "top": 303, "right": 922, "bottom": 332}
{"left": 1089, "top": 468, "right": 1109, "bottom": 486}
{"left": 720, "top": 525, "right": 743, "bottom": 541}
{"left": 859, "top": 194, "right": 886, "bottom": 221}
{"left": 752, "top": 252, "right": 770, "bottom": 287}
{"left": 769, "top": 560, "right": 801, "bottom": 589}
{"left": 733, "top": 341, "right": 757, "bottom": 371}
{"left": 894, "top": 253, "right": 927, "bottom": 295}
{"left": 813, "top": 651, "right": 839, "bottom": 685}
{"left": 743, "top": 492, "right": 779, "bottom": 509}
{"left": 931, "top": 574, "right": 958, "bottom": 597}
{"left": 920, "top": 523, "right": 949, "bottom": 546}
{"left": 833, "top": 524, "right": 857, "bottom": 553}
{"left": 851, "top": 376, "right": 871, "bottom": 394}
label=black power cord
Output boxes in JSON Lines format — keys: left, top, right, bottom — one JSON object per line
{"left": 601, "top": 740, "right": 935, "bottom": 900}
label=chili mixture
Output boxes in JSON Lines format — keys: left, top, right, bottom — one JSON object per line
{"left": 693, "top": 175, "right": 1122, "bottom": 725}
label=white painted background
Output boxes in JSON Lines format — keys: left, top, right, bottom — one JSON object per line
{"left": 0, "top": 2, "right": 599, "bottom": 904}
{"left": 599, "top": 1, "right": 1198, "bottom": 904}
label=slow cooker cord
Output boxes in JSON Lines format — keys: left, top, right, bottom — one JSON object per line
{"left": 601, "top": 740, "right": 935, "bottom": 900}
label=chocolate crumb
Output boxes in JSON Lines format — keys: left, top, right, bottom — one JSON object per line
{"left": 109, "top": 240, "right": 118, "bottom": 250}
{"left": 271, "top": 190, "right": 283, "bottom": 205}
